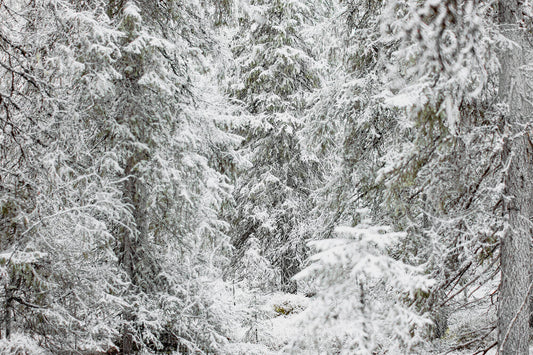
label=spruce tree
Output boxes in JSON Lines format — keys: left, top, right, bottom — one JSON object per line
{"left": 228, "top": 0, "right": 322, "bottom": 292}
{"left": 1, "top": 0, "right": 240, "bottom": 352}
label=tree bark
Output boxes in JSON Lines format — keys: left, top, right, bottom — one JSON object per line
{"left": 497, "top": 1, "right": 533, "bottom": 354}
{"left": 120, "top": 154, "right": 149, "bottom": 354}
{"left": 3, "top": 286, "right": 13, "bottom": 339}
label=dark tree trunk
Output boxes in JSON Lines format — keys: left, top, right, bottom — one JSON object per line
{"left": 120, "top": 154, "right": 149, "bottom": 354}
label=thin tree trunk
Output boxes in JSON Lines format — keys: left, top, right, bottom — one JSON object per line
{"left": 121, "top": 154, "right": 149, "bottom": 354}
{"left": 121, "top": 173, "right": 136, "bottom": 355}
{"left": 3, "top": 285, "right": 13, "bottom": 339}
{"left": 497, "top": 1, "right": 533, "bottom": 354}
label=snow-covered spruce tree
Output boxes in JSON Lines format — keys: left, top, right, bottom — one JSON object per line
{"left": 1, "top": 0, "right": 240, "bottom": 353}
{"left": 300, "top": 0, "right": 400, "bottom": 243}
{"left": 97, "top": 1, "right": 239, "bottom": 353}
{"left": 0, "top": 1, "right": 128, "bottom": 352}
{"left": 300, "top": 0, "right": 448, "bottom": 337}
{"left": 289, "top": 210, "right": 434, "bottom": 353}
{"left": 228, "top": 0, "right": 323, "bottom": 292}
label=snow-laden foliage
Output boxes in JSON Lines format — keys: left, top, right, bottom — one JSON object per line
{"left": 299, "top": 0, "right": 516, "bottom": 350}
{"left": 0, "top": 333, "right": 46, "bottom": 355}
{"left": 0, "top": 1, "right": 127, "bottom": 351}
{"left": 2, "top": 0, "right": 533, "bottom": 353}
{"left": 227, "top": 0, "right": 327, "bottom": 292}
{"left": 1, "top": 0, "right": 239, "bottom": 353}
{"left": 367, "top": 0, "right": 531, "bottom": 351}
{"left": 289, "top": 211, "right": 434, "bottom": 354}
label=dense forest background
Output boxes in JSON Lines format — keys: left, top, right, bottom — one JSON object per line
{"left": 1, "top": 0, "right": 533, "bottom": 354}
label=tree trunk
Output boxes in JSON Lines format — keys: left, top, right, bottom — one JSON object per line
{"left": 497, "top": 1, "right": 533, "bottom": 354}
{"left": 499, "top": 137, "right": 533, "bottom": 354}
{"left": 120, "top": 154, "right": 149, "bottom": 354}
{"left": 120, "top": 174, "right": 136, "bottom": 355}
{"left": 3, "top": 286, "right": 13, "bottom": 339}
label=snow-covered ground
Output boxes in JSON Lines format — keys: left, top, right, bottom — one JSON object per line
{"left": 225, "top": 278, "right": 532, "bottom": 355}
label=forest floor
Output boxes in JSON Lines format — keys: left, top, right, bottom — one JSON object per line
{"left": 225, "top": 292, "right": 311, "bottom": 354}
